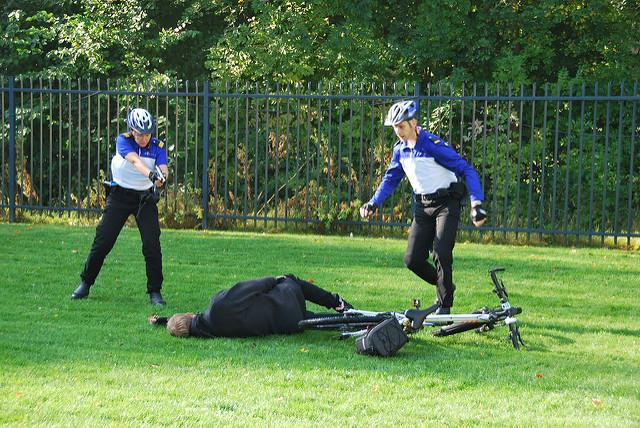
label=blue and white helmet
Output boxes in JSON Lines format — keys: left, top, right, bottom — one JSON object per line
{"left": 127, "top": 108, "right": 155, "bottom": 134}
{"left": 384, "top": 100, "right": 418, "bottom": 126}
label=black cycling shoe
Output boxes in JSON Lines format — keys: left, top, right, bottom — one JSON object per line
{"left": 435, "top": 306, "right": 451, "bottom": 315}
{"left": 71, "top": 281, "right": 91, "bottom": 299}
{"left": 149, "top": 291, "right": 166, "bottom": 306}
{"left": 334, "top": 294, "right": 353, "bottom": 313}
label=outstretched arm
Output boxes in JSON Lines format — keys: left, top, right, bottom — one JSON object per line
{"left": 361, "top": 145, "right": 405, "bottom": 219}
{"left": 149, "top": 315, "right": 168, "bottom": 326}
{"left": 369, "top": 146, "right": 405, "bottom": 207}
{"left": 124, "top": 152, "right": 165, "bottom": 186}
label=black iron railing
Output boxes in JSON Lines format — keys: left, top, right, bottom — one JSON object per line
{"left": 1, "top": 77, "right": 638, "bottom": 246}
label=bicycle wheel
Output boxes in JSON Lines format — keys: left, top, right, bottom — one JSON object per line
{"left": 431, "top": 321, "right": 484, "bottom": 337}
{"left": 298, "top": 313, "right": 390, "bottom": 332}
{"left": 431, "top": 308, "right": 488, "bottom": 337}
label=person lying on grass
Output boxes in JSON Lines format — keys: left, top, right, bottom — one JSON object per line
{"left": 149, "top": 274, "right": 352, "bottom": 338}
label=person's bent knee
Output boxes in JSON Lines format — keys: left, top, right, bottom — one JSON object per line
{"left": 404, "top": 253, "right": 421, "bottom": 271}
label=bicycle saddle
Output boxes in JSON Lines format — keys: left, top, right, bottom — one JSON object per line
{"left": 404, "top": 303, "right": 439, "bottom": 331}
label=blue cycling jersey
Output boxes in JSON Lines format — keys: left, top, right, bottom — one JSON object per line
{"left": 370, "top": 127, "right": 484, "bottom": 206}
{"left": 111, "top": 133, "right": 167, "bottom": 190}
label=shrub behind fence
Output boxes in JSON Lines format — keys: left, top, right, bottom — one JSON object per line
{"left": 1, "top": 76, "right": 638, "bottom": 247}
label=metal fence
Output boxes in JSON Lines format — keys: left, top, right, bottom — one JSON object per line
{"left": 1, "top": 76, "right": 638, "bottom": 246}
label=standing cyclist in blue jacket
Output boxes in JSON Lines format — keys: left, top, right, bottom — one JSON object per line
{"left": 71, "top": 108, "right": 169, "bottom": 305}
{"left": 360, "top": 100, "right": 486, "bottom": 314}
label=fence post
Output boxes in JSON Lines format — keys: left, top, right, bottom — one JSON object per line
{"left": 201, "top": 80, "right": 210, "bottom": 229}
{"left": 414, "top": 82, "right": 421, "bottom": 107}
{"left": 8, "top": 76, "right": 16, "bottom": 223}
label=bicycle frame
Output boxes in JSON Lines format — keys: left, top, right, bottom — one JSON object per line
{"left": 301, "top": 267, "right": 525, "bottom": 349}
{"left": 342, "top": 308, "right": 502, "bottom": 327}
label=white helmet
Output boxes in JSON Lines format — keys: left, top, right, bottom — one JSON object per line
{"left": 384, "top": 100, "right": 418, "bottom": 126}
{"left": 127, "top": 108, "right": 155, "bottom": 134}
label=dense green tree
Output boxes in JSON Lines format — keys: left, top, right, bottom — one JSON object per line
{"left": 0, "top": 0, "right": 227, "bottom": 81}
{"left": 1, "top": 0, "right": 638, "bottom": 82}
{"left": 206, "top": 0, "right": 639, "bottom": 83}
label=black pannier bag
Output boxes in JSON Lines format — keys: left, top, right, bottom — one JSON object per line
{"left": 355, "top": 317, "right": 408, "bottom": 357}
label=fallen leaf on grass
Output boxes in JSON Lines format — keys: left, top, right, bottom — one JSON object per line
{"left": 16, "top": 392, "right": 23, "bottom": 398}
{"left": 592, "top": 398, "right": 603, "bottom": 407}
{"left": 535, "top": 373, "right": 544, "bottom": 379}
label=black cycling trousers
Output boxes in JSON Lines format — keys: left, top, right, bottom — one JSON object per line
{"left": 280, "top": 274, "right": 338, "bottom": 310}
{"left": 80, "top": 187, "right": 163, "bottom": 292}
{"left": 278, "top": 276, "right": 339, "bottom": 318}
{"left": 404, "top": 197, "right": 460, "bottom": 308}
{"left": 295, "top": 277, "right": 338, "bottom": 308}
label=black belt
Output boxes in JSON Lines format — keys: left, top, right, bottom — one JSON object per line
{"left": 115, "top": 186, "right": 152, "bottom": 196}
{"left": 416, "top": 188, "right": 451, "bottom": 203}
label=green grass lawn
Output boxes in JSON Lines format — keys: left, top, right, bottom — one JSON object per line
{"left": 1, "top": 223, "right": 638, "bottom": 426}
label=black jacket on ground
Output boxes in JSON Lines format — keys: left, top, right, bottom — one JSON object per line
{"left": 189, "top": 276, "right": 313, "bottom": 338}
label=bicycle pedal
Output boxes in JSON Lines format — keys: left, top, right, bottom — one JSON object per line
{"left": 476, "top": 324, "right": 494, "bottom": 333}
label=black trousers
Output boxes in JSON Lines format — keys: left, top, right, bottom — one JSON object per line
{"left": 279, "top": 276, "right": 339, "bottom": 318}
{"left": 404, "top": 196, "right": 461, "bottom": 308}
{"left": 80, "top": 186, "right": 163, "bottom": 292}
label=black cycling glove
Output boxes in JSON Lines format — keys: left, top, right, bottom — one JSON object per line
{"left": 148, "top": 170, "right": 163, "bottom": 183}
{"left": 471, "top": 203, "right": 487, "bottom": 223}
{"left": 359, "top": 202, "right": 377, "bottom": 218}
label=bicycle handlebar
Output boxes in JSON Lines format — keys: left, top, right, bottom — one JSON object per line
{"left": 489, "top": 267, "right": 509, "bottom": 302}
